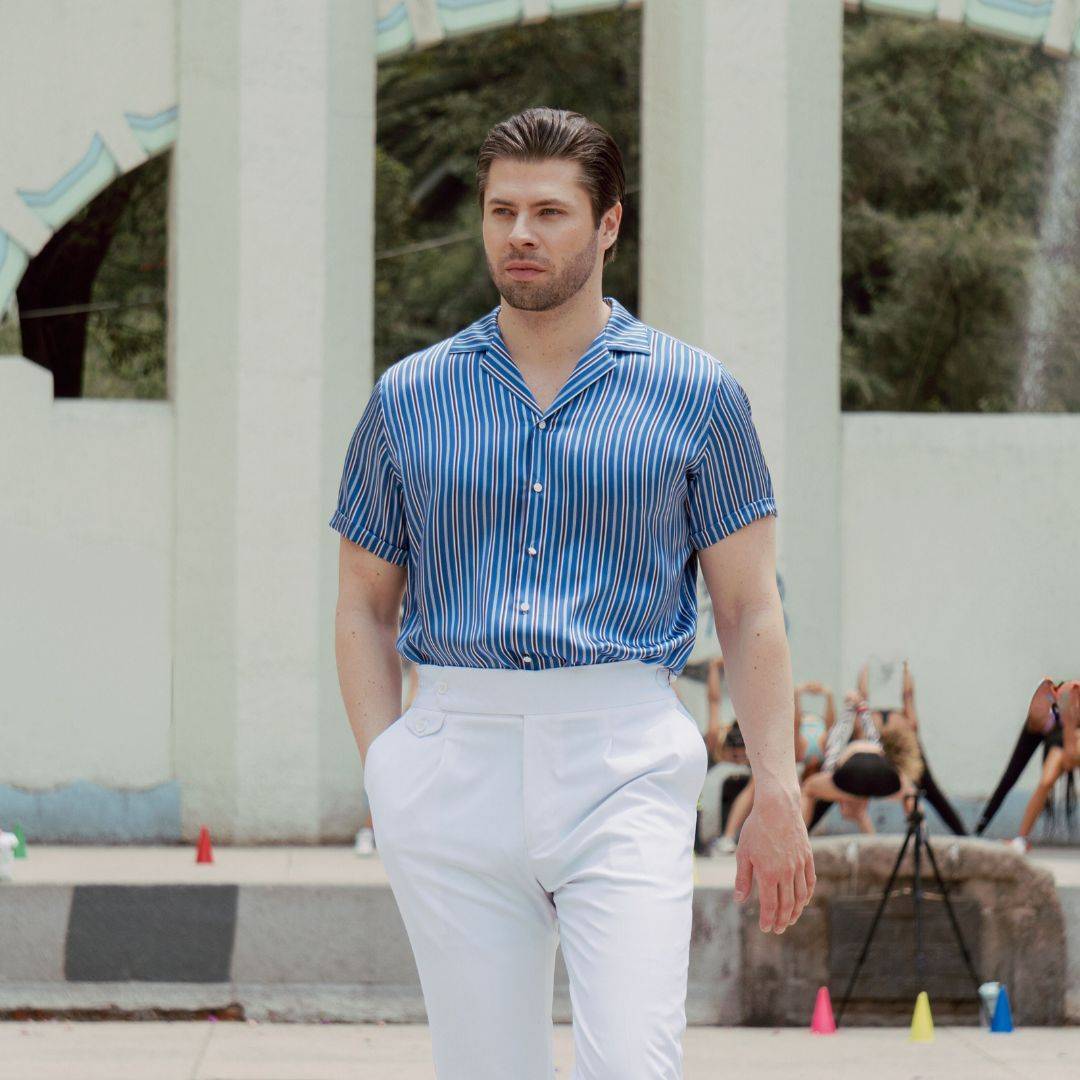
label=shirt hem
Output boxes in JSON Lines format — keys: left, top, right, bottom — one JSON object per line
{"left": 328, "top": 512, "right": 409, "bottom": 566}
{"left": 689, "top": 497, "right": 777, "bottom": 551}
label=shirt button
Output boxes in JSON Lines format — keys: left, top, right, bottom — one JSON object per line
{"left": 532, "top": 482, "right": 543, "bottom": 493}
{"left": 537, "top": 419, "right": 547, "bottom": 429}
{"left": 527, "top": 546, "right": 537, "bottom": 556}
{"left": 519, "top": 601, "right": 530, "bottom": 612}
{"left": 523, "top": 656, "right": 533, "bottom": 665}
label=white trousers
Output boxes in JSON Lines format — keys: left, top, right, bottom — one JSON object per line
{"left": 362, "top": 659, "right": 709, "bottom": 1080}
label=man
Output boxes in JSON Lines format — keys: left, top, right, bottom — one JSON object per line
{"left": 331, "top": 106, "right": 813, "bottom": 1079}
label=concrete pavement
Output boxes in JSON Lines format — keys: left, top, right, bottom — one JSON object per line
{"left": 0, "top": 1020, "right": 1078, "bottom": 1078}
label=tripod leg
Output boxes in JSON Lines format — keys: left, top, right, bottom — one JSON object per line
{"left": 913, "top": 819, "right": 924, "bottom": 988}
{"left": 923, "top": 833, "right": 985, "bottom": 1019}
{"left": 835, "top": 825, "right": 914, "bottom": 1026}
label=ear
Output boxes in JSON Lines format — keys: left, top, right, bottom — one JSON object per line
{"left": 601, "top": 201, "right": 621, "bottom": 245}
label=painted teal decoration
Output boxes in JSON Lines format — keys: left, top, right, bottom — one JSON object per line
{"left": 552, "top": 0, "right": 626, "bottom": 12}
{"left": 438, "top": 0, "right": 523, "bottom": 35}
{"left": 0, "top": 778, "right": 182, "bottom": 843}
{"left": 0, "top": 231, "right": 29, "bottom": 320}
{"left": 125, "top": 105, "right": 179, "bottom": 155}
{"left": 863, "top": 0, "right": 938, "bottom": 16}
{"left": 967, "top": 0, "right": 1054, "bottom": 43}
{"left": 374, "top": 0, "right": 1077, "bottom": 59}
{"left": 377, "top": 2, "right": 414, "bottom": 54}
{"left": 16, "top": 133, "right": 120, "bottom": 231}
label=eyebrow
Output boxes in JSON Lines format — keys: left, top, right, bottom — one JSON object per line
{"left": 487, "top": 197, "right": 572, "bottom": 209}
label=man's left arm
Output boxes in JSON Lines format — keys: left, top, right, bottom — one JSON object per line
{"left": 699, "top": 513, "right": 815, "bottom": 934}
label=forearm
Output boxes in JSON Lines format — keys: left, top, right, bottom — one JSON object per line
{"left": 717, "top": 598, "right": 798, "bottom": 793}
{"left": 334, "top": 606, "right": 403, "bottom": 762}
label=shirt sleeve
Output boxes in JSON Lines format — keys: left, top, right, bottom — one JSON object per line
{"left": 328, "top": 375, "right": 409, "bottom": 566}
{"left": 686, "top": 365, "right": 778, "bottom": 550}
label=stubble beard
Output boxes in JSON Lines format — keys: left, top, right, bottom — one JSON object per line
{"left": 488, "top": 231, "right": 599, "bottom": 313}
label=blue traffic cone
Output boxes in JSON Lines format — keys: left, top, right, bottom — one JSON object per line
{"left": 990, "top": 985, "right": 1014, "bottom": 1033}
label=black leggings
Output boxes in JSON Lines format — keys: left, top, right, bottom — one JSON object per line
{"left": 807, "top": 746, "right": 968, "bottom": 836}
{"left": 918, "top": 754, "right": 968, "bottom": 836}
{"left": 975, "top": 727, "right": 1044, "bottom": 836}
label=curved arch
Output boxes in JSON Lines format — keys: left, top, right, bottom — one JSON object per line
{"left": 4, "top": 0, "right": 1077, "bottom": 318}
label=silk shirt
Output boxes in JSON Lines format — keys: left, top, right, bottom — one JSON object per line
{"left": 329, "top": 295, "right": 777, "bottom": 673}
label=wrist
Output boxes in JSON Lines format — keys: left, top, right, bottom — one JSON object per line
{"left": 753, "top": 770, "right": 801, "bottom": 801}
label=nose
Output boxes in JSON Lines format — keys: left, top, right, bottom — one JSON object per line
{"left": 508, "top": 213, "right": 538, "bottom": 247}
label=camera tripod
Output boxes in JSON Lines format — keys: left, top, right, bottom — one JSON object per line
{"left": 834, "top": 788, "right": 984, "bottom": 1026}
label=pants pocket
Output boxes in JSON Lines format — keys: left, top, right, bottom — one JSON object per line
{"left": 365, "top": 707, "right": 450, "bottom": 846}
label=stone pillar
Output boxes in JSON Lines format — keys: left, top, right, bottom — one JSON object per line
{"left": 640, "top": 0, "right": 843, "bottom": 692}
{"left": 173, "top": 0, "right": 376, "bottom": 840}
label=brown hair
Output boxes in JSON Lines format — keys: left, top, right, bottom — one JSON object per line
{"left": 880, "top": 724, "right": 923, "bottom": 784}
{"left": 475, "top": 107, "right": 625, "bottom": 266}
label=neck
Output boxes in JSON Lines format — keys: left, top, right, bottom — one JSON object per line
{"left": 498, "top": 290, "right": 611, "bottom": 364}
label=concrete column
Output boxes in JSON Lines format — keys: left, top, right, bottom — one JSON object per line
{"left": 641, "top": 0, "right": 843, "bottom": 692}
{"left": 173, "top": 1, "right": 376, "bottom": 840}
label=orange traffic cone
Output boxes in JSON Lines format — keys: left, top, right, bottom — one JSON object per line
{"left": 195, "top": 826, "right": 214, "bottom": 864}
{"left": 810, "top": 986, "right": 837, "bottom": 1034}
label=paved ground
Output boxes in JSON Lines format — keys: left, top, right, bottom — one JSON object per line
{"left": 0, "top": 1020, "right": 1077, "bottom": 1078}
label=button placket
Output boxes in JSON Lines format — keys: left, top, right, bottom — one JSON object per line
{"left": 514, "top": 408, "right": 551, "bottom": 668}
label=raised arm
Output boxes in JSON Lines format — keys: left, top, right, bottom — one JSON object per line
{"left": 823, "top": 686, "right": 836, "bottom": 732}
{"left": 902, "top": 661, "right": 918, "bottom": 728}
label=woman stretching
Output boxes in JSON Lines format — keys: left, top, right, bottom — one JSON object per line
{"left": 857, "top": 660, "right": 968, "bottom": 836}
{"left": 976, "top": 677, "right": 1079, "bottom": 851}
{"left": 802, "top": 692, "right": 919, "bottom": 833}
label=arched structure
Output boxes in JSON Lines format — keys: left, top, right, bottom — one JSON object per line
{"left": 5, "top": 0, "right": 1079, "bottom": 316}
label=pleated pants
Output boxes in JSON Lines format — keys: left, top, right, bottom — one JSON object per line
{"left": 362, "top": 658, "right": 708, "bottom": 1079}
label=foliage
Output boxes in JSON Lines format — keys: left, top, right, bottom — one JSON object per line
{"left": 841, "top": 12, "right": 1074, "bottom": 410}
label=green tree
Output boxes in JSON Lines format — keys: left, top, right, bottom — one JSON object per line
{"left": 841, "top": 12, "right": 1072, "bottom": 411}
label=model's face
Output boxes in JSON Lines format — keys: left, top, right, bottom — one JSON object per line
{"left": 482, "top": 157, "right": 619, "bottom": 312}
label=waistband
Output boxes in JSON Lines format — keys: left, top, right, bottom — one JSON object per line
{"left": 410, "top": 659, "right": 677, "bottom": 715}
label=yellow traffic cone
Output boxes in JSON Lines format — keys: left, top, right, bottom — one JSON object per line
{"left": 909, "top": 990, "right": 934, "bottom": 1043}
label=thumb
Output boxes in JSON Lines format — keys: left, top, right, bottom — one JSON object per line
{"left": 734, "top": 849, "right": 753, "bottom": 903}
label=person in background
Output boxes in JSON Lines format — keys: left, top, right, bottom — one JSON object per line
{"left": 857, "top": 660, "right": 968, "bottom": 836}
{"left": 802, "top": 691, "right": 920, "bottom": 833}
{"left": 795, "top": 680, "right": 833, "bottom": 781}
{"left": 994, "top": 678, "right": 1079, "bottom": 853}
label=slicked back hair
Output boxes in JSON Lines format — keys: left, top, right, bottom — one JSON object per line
{"left": 476, "top": 107, "right": 625, "bottom": 267}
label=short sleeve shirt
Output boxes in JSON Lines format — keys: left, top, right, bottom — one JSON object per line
{"left": 329, "top": 295, "right": 777, "bottom": 673}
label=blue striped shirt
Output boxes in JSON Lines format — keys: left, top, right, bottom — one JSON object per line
{"left": 329, "top": 295, "right": 777, "bottom": 673}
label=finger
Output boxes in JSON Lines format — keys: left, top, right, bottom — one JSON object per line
{"left": 775, "top": 875, "right": 795, "bottom": 934}
{"left": 805, "top": 854, "right": 817, "bottom": 898}
{"left": 734, "top": 850, "right": 754, "bottom": 903}
{"left": 792, "top": 867, "right": 809, "bottom": 923}
{"left": 759, "top": 877, "right": 779, "bottom": 933}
